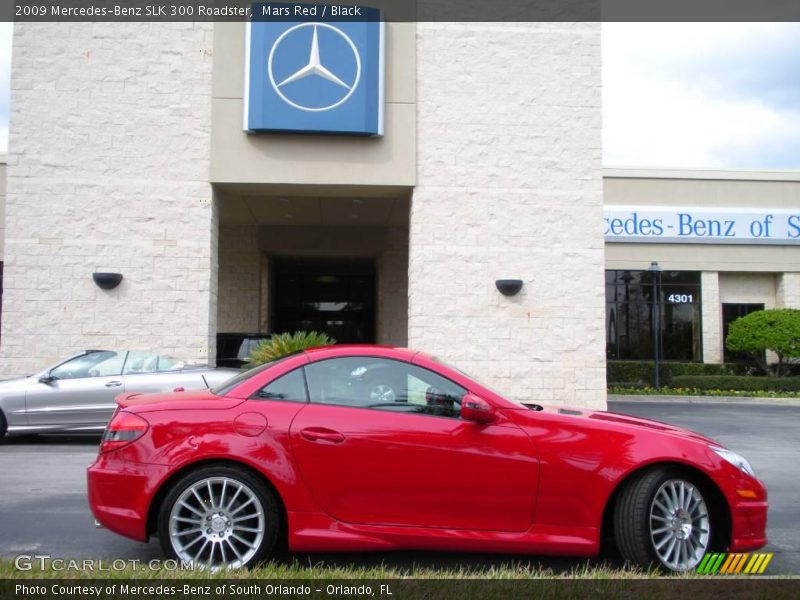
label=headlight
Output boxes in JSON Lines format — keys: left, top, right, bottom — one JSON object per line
{"left": 711, "top": 446, "right": 756, "bottom": 477}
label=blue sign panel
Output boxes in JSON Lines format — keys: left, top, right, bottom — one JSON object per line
{"left": 245, "top": 4, "right": 384, "bottom": 136}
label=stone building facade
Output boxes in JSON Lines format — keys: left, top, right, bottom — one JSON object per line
{"left": 1, "top": 21, "right": 605, "bottom": 408}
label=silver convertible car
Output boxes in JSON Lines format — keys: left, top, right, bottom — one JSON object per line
{"left": 0, "top": 350, "right": 239, "bottom": 439}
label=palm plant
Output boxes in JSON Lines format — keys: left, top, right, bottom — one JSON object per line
{"left": 248, "top": 331, "right": 335, "bottom": 366}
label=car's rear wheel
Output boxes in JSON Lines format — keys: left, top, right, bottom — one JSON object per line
{"left": 614, "top": 467, "right": 712, "bottom": 573}
{"left": 0, "top": 410, "right": 7, "bottom": 441}
{"left": 158, "top": 465, "right": 280, "bottom": 569}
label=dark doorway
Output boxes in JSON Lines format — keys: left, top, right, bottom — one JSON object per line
{"left": 722, "top": 303, "right": 765, "bottom": 364}
{"left": 271, "top": 257, "right": 376, "bottom": 344}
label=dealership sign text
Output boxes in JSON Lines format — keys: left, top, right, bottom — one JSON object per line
{"left": 604, "top": 207, "right": 800, "bottom": 244}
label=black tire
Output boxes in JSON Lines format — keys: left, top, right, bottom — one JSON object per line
{"left": 0, "top": 410, "right": 7, "bottom": 442}
{"left": 614, "top": 467, "right": 713, "bottom": 573}
{"left": 158, "top": 464, "right": 281, "bottom": 569}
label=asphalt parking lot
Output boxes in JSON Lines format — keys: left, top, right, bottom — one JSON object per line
{"left": 0, "top": 400, "right": 797, "bottom": 575}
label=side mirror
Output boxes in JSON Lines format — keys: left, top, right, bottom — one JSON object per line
{"left": 38, "top": 374, "right": 57, "bottom": 384}
{"left": 461, "top": 393, "right": 498, "bottom": 424}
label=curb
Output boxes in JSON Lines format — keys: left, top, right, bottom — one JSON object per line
{"left": 609, "top": 394, "right": 799, "bottom": 407}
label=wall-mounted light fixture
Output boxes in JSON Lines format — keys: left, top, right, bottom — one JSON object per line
{"left": 92, "top": 272, "right": 123, "bottom": 290}
{"left": 495, "top": 279, "right": 523, "bottom": 296}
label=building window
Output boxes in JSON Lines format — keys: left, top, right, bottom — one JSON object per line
{"left": 722, "top": 303, "right": 765, "bottom": 364}
{"left": 606, "top": 270, "right": 702, "bottom": 361}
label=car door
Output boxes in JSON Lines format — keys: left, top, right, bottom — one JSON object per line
{"left": 289, "top": 356, "right": 539, "bottom": 532}
{"left": 25, "top": 351, "right": 127, "bottom": 427}
{"left": 122, "top": 350, "right": 185, "bottom": 394}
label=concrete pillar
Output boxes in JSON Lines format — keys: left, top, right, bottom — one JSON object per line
{"left": 410, "top": 23, "right": 605, "bottom": 409}
{"left": 776, "top": 272, "right": 800, "bottom": 308}
{"left": 701, "top": 271, "right": 722, "bottom": 363}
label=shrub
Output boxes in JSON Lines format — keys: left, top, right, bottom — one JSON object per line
{"left": 726, "top": 308, "right": 800, "bottom": 376}
{"left": 669, "top": 375, "right": 800, "bottom": 392}
{"left": 608, "top": 386, "right": 800, "bottom": 399}
{"left": 248, "top": 331, "right": 335, "bottom": 366}
{"left": 606, "top": 361, "right": 735, "bottom": 387}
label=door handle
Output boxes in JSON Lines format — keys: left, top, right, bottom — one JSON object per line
{"left": 300, "top": 427, "right": 345, "bottom": 444}
{"left": 104, "top": 381, "right": 123, "bottom": 388}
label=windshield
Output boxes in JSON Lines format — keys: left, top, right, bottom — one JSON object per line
{"left": 211, "top": 353, "right": 297, "bottom": 396}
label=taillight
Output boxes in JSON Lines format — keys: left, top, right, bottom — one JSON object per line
{"left": 100, "top": 411, "right": 149, "bottom": 453}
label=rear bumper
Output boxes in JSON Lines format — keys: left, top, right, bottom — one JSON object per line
{"left": 87, "top": 456, "right": 170, "bottom": 542}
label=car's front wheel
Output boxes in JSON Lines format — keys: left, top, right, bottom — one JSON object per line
{"left": 614, "top": 467, "right": 713, "bottom": 573}
{"left": 158, "top": 465, "right": 280, "bottom": 569}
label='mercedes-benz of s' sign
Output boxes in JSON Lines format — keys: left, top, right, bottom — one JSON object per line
{"left": 244, "top": 5, "right": 384, "bottom": 135}
{"left": 88, "top": 345, "right": 767, "bottom": 573}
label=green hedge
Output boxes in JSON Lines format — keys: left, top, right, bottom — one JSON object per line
{"left": 606, "top": 361, "right": 739, "bottom": 387}
{"left": 669, "top": 375, "right": 800, "bottom": 392}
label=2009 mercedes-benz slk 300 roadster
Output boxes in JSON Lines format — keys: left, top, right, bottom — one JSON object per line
{"left": 88, "top": 345, "right": 767, "bottom": 572}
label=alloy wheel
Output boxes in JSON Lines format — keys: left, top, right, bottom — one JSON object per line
{"left": 168, "top": 476, "right": 266, "bottom": 569}
{"left": 649, "top": 478, "right": 710, "bottom": 571}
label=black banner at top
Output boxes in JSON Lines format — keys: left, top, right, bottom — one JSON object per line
{"left": 4, "top": 0, "right": 800, "bottom": 22}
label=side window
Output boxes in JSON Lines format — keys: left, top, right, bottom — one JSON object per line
{"left": 51, "top": 351, "right": 126, "bottom": 380}
{"left": 156, "top": 355, "right": 186, "bottom": 372}
{"left": 254, "top": 368, "right": 308, "bottom": 403}
{"left": 123, "top": 350, "right": 162, "bottom": 375}
{"left": 304, "top": 357, "right": 467, "bottom": 419}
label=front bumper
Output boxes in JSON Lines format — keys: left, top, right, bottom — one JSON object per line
{"left": 87, "top": 456, "right": 171, "bottom": 542}
{"left": 729, "top": 497, "right": 768, "bottom": 551}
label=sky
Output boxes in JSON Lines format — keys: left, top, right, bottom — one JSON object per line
{"left": 1, "top": 23, "right": 800, "bottom": 169}
{"left": 603, "top": 22, "right": 800, "bottom": 169}
{"left": 0, "top": 22, "right": 10, "bottom": 154}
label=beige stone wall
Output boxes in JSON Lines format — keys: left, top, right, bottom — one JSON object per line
{"left": 776, "top": 272, "right": 800, "bottom": 308}
{"left": 0, "top": 155, "right": 6, "bottom": 261}
{"left": 410, "top": 23, "right": 605, "bottom": 408}
{"left": 701, "top": 272, "right": 722, "bottom": 363}
{"left": 0, "top": 23, "right": 215, "bottom": 377}
{"left": 217, "top": 222, "right": 261, "bottom": 333}
{"left": 719, "top": 273, "right": 777, "bottom": 306}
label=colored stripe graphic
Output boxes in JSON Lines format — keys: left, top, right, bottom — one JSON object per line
{"left": 744, "top": 554, "right": 761, "bottom": 574}
{"left": 696, "top": 552, "right": 773, "bottom": 575}
{"left": 733, "top": 553, "right": 749, "bottom": 574}
{"left": 757, "top": 554, "right": 773, "bottom": 574}
{"left": 719, "top": 553, "right": 735, "bottom": 574}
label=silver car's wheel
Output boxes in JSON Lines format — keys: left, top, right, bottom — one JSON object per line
{"left": 158, "top": 466, "right": 279, "bottom": 569}
{"left": 649, "top": 479, "right": 710, "bottom": 571}
{"left": 614, "top": 467, "right": 715, "bottom": 573}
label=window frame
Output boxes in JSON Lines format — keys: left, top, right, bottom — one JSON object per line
{"left": 605, "top": 269, "right": 703, "bottom": 362}
{"left": 302, "top": 355, "right": 468, "bottom": 420}
{"left": 49, "top": 350, "right": 128, "bottom": 380}
{"left": 249, "top": 365, "right": 311, "bottom": 404}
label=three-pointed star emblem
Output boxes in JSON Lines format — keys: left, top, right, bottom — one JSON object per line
{"left": 277, "top": 25, "right": 352, "bottom": 91}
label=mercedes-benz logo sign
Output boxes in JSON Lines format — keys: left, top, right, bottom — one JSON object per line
{"left": 268, "top": 23, "right": 361, "bottom": 113}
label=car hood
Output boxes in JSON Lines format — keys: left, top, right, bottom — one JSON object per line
{"left": 514, "top": 404, "right": 719, "bottom": 445}
{"left": 116, "top": 390, "right": 244, "bottom": 412}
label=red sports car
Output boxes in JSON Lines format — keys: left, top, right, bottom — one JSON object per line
{"left": 87, "top": 345, "right": 767, "bottom": 572}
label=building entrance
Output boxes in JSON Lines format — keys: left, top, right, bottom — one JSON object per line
{"left": 271, "top": 257, "right": 377, "bottom": 344}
